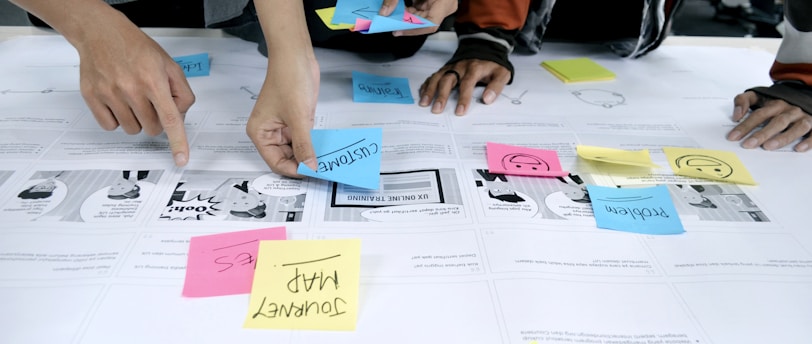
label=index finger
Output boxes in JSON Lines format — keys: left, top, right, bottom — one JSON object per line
{"left": 151, "top": 101, "right": 189, "bottom": 167}
{"left": 150, "top": 88, "right": 190, "bottom": 167}
{"left": 732, "top": 91, "right": 759, "bottom": 122}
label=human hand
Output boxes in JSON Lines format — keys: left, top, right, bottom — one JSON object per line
{"left": 726, "top": 90, "right": 812, "bottom": 152}
{"left": 245, "top": 0, "right": 319, "bottom": 177}
{"left": 379, "top": 0, "right": 457, "bottom": 36}
{"left": 246, "top": 53, "right": 319, "bottom": 177}
{"left": 419, "top": 59, "right": 512, "bottom": 115}
{"left": 75, "top": 14, "right": 194, "bottom": 167}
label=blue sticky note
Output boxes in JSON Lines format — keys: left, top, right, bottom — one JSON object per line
{"left": 352, "top": 71, "right": 414, "bottom": 104}
{"left": 586, "top": 185, "right": 684, "bottom": 235}
{"left": 363, "top": 13, "right": 437, "bottom": 34}
{"left": 173, "top": 53, "right": 210, "bottom": 77}
{"left": 297, "top": 128, "right": 382, "bottom": 189}
{"left": 333, "top": 0, "right": 405, "bottom": 25}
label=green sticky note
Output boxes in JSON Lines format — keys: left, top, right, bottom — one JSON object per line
{"left": 541, "top": 57, "right": 615, "bottom": 83}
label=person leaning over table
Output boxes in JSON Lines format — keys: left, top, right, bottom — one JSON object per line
{"left": 417, "top": 0, "right": 683, "bottom": 116}
{"left": 10, "top": 0, "right": 457, "bottom": 178}
{"left": 726, "top": 0, "right": 812, "bottom": 152}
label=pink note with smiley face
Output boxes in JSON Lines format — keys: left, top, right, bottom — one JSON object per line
{"left": 486, "top": 142, "right": 569, "bottom": 177}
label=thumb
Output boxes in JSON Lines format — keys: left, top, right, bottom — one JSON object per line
{"left": 379, "top": 0, "right": 399, "bottom": 16}
{"left": 289, "top": 119, "right": 317, "bottom": 172}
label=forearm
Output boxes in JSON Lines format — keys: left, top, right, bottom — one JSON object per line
{"left": 447, "top": 0, "right": 531, "bottom": 83}
{"left": 769, "top": 0, "right": 812, "bottom": 85}
{"left": 254, "top": 0, "right": 316, "bottom": 68}
{"left": 455, "top": 0, "right": 531, "bottom": 34}
{"left": 10, "top": 0, "right": 131, "bottom": 48}
{"left": 748, "top": 0, "right": 812, "bottom": 114}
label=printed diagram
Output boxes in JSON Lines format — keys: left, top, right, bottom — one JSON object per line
{"left": 500, "top": 90, "right": 528, "bottom": 105}
{"left": 666, "top": 184, "right": 769, "bottom": 222}
{"left": 2, "top": 169, "right": 162, "bottom": 223}
{"left": 472, "top": 165, "right": 768, "bottom": 223}
{"left": 108, "top": 170, "right": 149, "bottom": 200}
{"left": 473, "top": 169, "right": 594, "bottom": 220}
{"left": 674, "top": 184, "right": 717, "bottom": 209}
{"left": 240, "top": 86, "right": 259, "bottom": 100}
{"left": 572, "top": 89, "right": 625, "bottom": 108}
{"left": 0, "top": 170, "right": 12, "bottom": 188}
{"left": 17, "top": 171, "right": 64, "bottom": 200}
{"left": 553, "top": 174, "right": 591, "bottom": 204}
{"left": 325, "top": 169, "right": 465, "bottom": 222}
{"left": 159, "top": 170, "right": 307, "bottom": 222}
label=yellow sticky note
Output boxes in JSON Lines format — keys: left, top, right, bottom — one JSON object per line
{"left": 576, "top": 145, "right": 660, "bottom": 168}
{"left": 244, "top": 239, "right": 362, "bottom": 331}
{"left": 662, "top": 147, "right": 757, "bottom": 185}
{"left": 541, "top": 57, "right": 615, "bottom": 83}
{"left": 315, "top": 7, "right": 355, "bottom": 30}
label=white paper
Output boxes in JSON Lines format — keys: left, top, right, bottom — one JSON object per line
{"left": 1, "top": 35, "right": 809, "bottom": 344}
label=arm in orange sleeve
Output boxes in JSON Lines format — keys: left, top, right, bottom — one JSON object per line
{"left": 747, "top": 0, "right": 812, "bottom": 114}
{"left": 445, "top": 0, "right": 532, "bottom": 83}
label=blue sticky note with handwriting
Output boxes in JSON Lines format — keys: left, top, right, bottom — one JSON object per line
{"left": 352, "top": 71, "right": 414, "bottom": 104}
{"left": 297, "top": 128, "right": 382, "bottom": 189}
{"left": 173, "top": 53, "right": 210, "bottom": 77}
{"left": 332, "top": 0, "right": 405, "bottom": 25}
{"left": 363, "top": 13, "right": 436, "bottom": 34}
{"left": 586, "top": 185, "right": 684, "bottom": 235}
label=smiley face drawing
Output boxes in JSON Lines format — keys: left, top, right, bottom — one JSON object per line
{"left": 674, "top": 154, "right": 733, "bottom": 179}
{"left": 501, "top": 153, "right": 551, "bottom": 174}
{"left": 572, "top": 89, "right": 625, "bottom": 108}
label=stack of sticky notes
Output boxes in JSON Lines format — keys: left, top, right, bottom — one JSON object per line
{"left": 541, "top": 57, "right": 615, "bottom": 83}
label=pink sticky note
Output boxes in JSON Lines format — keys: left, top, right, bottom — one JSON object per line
{"left": 403, "top": 12, "right": 424, "bottom": 24}
{"left": 486, "top": 142, "right": 569, "bottom": 177}
{"left": 353, "top": 18, "right": 372, "bottom": 32}
{"left": 182, "top": 227, "right": 287, "bottom": 297}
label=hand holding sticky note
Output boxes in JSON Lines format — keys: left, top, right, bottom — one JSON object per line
{"left": 332, "top": 0, "right": 405, "bottom": 25}
{"left": 297, "top": 128, "right": 383, "bottom": 189}
{"left": 244, "top": 239, "right": 362, "bottom": 331}
{"left": 331, "top": 0, "right": 436, "bottom": 34}
{"left": 355, "top": 12, "right": 436, "bottom": 34}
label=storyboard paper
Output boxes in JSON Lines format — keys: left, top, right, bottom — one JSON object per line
{"left": 0, "top": 34, "right": 810, "bottom": 344}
